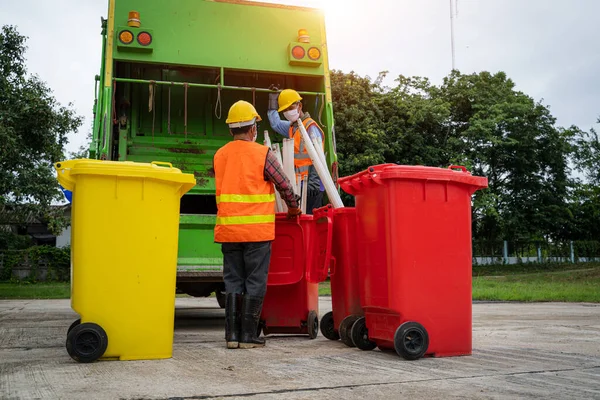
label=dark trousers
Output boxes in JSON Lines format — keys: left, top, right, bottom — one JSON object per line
{"left": 306, "top": 191, "right": 324, "bottom": 215}
{"left": 222, "top": 241, "right": 272, "bottom": 297}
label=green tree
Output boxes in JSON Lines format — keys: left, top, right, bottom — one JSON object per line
{"left": 0, "top": 25, "right": 82, "bottom": 234}
{"left": 568, "top": 119, "right": 600, "bottom": 241}
{"left": 572, "top": 118, "right": 600, "bottom": 185}
{"left": 331, "top": 69, "right": 576, "bottom": 243}
{"left": 330, "top": 70, "right": 388, "bottom": 177}
{"left": 436, "top": 71, "right": 573, "bottom": 242}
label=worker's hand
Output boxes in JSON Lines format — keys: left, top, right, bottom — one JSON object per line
{"left": 268, "top": 85, "right": 280, "bottom": 110}
{"left": 286, "top": 206, "right": 302, "bottom": 219}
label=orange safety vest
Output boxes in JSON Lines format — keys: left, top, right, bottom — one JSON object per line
{"left": 288, "top": 117, "right": 325, "bottom": 179}
{"left": 213, "top": 140, "right": 276, "bottom": 243}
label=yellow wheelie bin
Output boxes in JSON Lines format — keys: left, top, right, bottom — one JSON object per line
{"left": 55, "top": 159, "right": 195, "bottom": 363}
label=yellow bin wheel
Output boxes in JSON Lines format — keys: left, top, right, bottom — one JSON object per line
{"left": 66, "top": 322, "right": 108, "bottom": 363}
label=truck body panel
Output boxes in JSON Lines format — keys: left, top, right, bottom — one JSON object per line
{"left": 91, "top": 0, "right": 336, "bottom": 297}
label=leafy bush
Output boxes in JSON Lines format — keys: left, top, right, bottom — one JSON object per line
{"left": 0, "top": 246, "right": 70, "bottom": 282}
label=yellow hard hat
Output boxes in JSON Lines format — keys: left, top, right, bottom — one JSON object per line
{"left": 226, "top": 100, "right": 262, "bottom": 128}
{"left": 277, "top": 89, "right": 303, "bottom": 112}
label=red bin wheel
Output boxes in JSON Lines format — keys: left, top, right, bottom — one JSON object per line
{"left": 339, "top": 315, "right": 360, "bottom": 347}
{"left": 320, "top": 311, "right": 340, "bottom": 341}
{"left": 350, "top": 316, "right": 376, "bottom": 351}
{"left": 394, "top": 321, "right": 429, "bottom": 360}
{"left": 307, "top": 310, "right": 319, "bottom": 339}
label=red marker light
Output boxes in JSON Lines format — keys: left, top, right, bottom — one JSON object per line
{"left": 137, "top": 32, "right": 152, "bottom": 46}
{"left": 292, "top": 45, "right": 305, "bottom": 60}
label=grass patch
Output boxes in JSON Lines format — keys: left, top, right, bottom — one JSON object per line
{"left": 0, "top": 282, "right": 195, "bottom": 299}
{"left": 472, "top": 266, "right": 600, "bottom": 302}
{"left": 0, "top": 282, "right": 70, "bottom": 299}
{"left": 320, "top": 264, "right": 600, "bottom": 303}
{"left": 319, "top": 281, "right": 331, "bottom": 296}
{"left": 473, "top": 262, "right": 600, "bottom": 276}
{"left": 2, "top": 264, "right": 599, "bottom": 303}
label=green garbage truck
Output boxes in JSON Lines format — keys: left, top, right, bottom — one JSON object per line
{"left": 90, "top": 0, "right": 338, "bottom": 304}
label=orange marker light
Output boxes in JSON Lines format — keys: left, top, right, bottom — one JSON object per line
{"left": 297, "top": 29, "right": 310, "bottom": 43}
{"left": 137, "top": 32, "right": 152, "bottom": 46}
{"left": 307, "top": 47, "right": 321, "bottom": 60}
{"left": 128, "top": 11, "right": 141, "bottom": 28}
{"left": 118, "top": 30, "right": 134, "bottom": 45}
{"left": 291, "top": 45, "right": 305, "bottom": 60}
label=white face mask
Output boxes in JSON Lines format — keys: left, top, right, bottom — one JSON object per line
{"left": 284, "top": 109, "right": 300, "bottom": 122}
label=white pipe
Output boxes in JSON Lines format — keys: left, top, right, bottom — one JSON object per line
{"left": 271, "top": 143, "right": 287, "bottom": 212}
{"left": 301, "top": 176, "right": 308, "bottom": 214}
{"left": 263, "top": 132, "right": 281, "bottom": 211}
{"left": 263, "top": 130, "right": 272, "bottom": 148}
{"left": 311, "top": 135, "right": 328, "bottom": 173}
{"left": 296, "top": 121, "right": 344, "bottom": 208}
{"left": 274, "top": 191, "right": 284, "bottom": 213}
{"left": 282, "top": 138, "right": 298, "bottom": 194}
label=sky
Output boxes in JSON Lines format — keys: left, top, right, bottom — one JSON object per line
{"left": 1, "top": 0, "right": 599, "bottom": 155}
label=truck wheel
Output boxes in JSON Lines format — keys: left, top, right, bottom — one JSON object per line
{"left": 319, "top": 311, "right": 340, "bottom": 341}
{"left": 216, "top": 290, "right": 226, "bottom": 309}
{"left": 339, "top": 315, "right": 360, "bottom": 347}
{"left": 394, "top": 321, "right": 429, "bottom": 360}
{"left": 66, "top": 322, "right": 108, "bottom": 363}
{"left": 307, "top": 310, "right": 319, "bottom": 339}
{"left": 257, "top": 320, "right": 264, "bottom": 338}
{"left": 350, "top": 316, "right": 376, "bottom": 351}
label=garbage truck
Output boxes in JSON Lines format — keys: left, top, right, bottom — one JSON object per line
{"left": 89, "top": 0, "right": 338, "bottom": 304}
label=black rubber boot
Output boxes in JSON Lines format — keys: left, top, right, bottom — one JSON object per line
{"left": 239, "top": 295, "right": 265, "bottom": 349}
{"left": 225, "top": 293, "right": 242, "bottom": 349}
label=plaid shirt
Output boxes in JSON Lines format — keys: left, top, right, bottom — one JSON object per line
{"left": 264, "top": 149, "right": 300, "bottom": 209}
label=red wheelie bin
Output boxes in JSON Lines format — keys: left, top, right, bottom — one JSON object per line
{"left": 339, "top": 164, "right": 487, "bottom": 360}
{"left": 318, "top": 207, "right": 364, "bottom": 347}
{"left": 259, "top": 206, "right": 333, "bottom": 338}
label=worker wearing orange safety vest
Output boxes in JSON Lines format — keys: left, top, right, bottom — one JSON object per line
{"left": 268, "top": 88, "right": 325, "bottom": 214}
{"left": 214, "top": 100, "right": 301, "bottom": 349}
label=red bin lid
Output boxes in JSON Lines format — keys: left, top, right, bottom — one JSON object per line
{"left": 339, "top": 164, "right": 488, "bottom": 195}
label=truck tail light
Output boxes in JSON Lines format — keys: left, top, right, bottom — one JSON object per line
{"left": 292, "top": 46, "right": 305, "bottom": 60}
{"left": 137, "top": 32, "right": 152, "bottom": 46}
{"left": 308, "top": 47, "right": 321, "bottom": 61}
{"left": 118, "top": 30, "right": 134, "bottom": 45}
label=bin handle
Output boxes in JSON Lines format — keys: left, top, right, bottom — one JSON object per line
{"left": 311, "top": 205, "right": 334, "bottom": 283}
{"left": 448, "top": 165, "right": 468, "bottom": 173}
{"left": 151, "top": 161, "right": 174, "bottom": 168}
{"left": 319, "top": 215, "right": 334, "bottom": 281}
{"left": 54, "top": 161, "right": 76, "bottom": 191}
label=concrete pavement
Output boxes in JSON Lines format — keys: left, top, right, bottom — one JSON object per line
{"left": 0, "top": 298, "right": 599, "bottom": 399}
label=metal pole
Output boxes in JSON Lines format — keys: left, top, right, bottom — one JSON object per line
{"left": 503, "top": 240, "right": 508, "bottom": 264}
{"left": 449, "top": 0, "right": 456, "bottom": 71}
{"left": 570, "top": 241, "right": 575, "bottom": 263}
{"left": 113, "top": 77, "right": 325, "bottom": 97}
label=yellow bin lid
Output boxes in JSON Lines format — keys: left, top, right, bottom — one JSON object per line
{"left": 55, "top": 159, "right": 196, "bottom": 195}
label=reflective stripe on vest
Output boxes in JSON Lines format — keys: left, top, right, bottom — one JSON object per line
{"left": 213, "top": 141, "right": 275, "bottom": 243}
{"left": 216, "top": 214, "right": 276, "bottom": 225}
{"left": 216, "top": 193, "right": 276, "bottom": 204}
{"left": 295, "top": 165, "right": 310, "bottom": 175}
{"left": 288, "top": 117, "right": 325, "bottom": 177}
